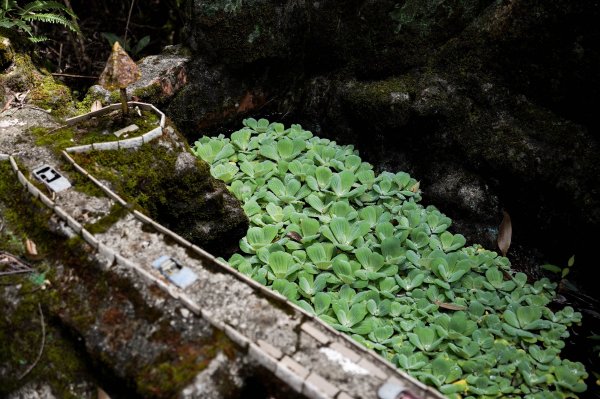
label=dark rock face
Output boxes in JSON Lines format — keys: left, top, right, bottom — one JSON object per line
{"left": 171, "top": 0, "right": 600, "bottom": 291}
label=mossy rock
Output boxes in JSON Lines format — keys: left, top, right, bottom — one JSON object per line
{"left": 72, "top": 140, "right": 248, "bottom": 257}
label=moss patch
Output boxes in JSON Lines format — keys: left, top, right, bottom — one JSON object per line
{"left": 30, "top": 109, "right": 159, "bottom": 153}
{"left": 84, "top": 204, "right": 128, "bottom": 234}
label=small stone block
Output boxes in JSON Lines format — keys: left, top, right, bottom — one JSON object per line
{"left": 142, "top": 127, "right": 162, "bottom": 143}
{"left": 92, "top": 141, "right": 119, "bottom": 151}
{"left": 276, "top": 356, "right": 309, "bottom": 393}
{"left": 113, "top": 124, "right": 139, "bottom": 137}
{"left": 66, "top": 215, "right": 83, "bottom": 233}
{"left": 337, "top": 392, "right": 354, "bottom": 399}
{"left": 224, "top": 325, "right": 250, "bottom": 349}
{"left": 179, "top": 294, "right": 202, "bottom": 315}
{"left": 160, "top": 114, "right": 166, "bottom": 128}
{"left": 26, "top": 181, "right": 40, "bottom": 198}
{"left": 301, "top": 322, "right": 330, "bottom": 345}
{"left": 54, "top": 206, "right": 69, "bottom": 221}
{"left": 133, "top": 210, "right": 153, "bottom": 225}
{"left": 97, "top": 243, "right": 115, "bottom": 265}
{"left": 168, "top": 232, "right": 192, "bottom": 248}
{"left": 71, "top": 162, "right": 89, "bottom": 176}
{"left": 357, "top": 358, "right": 387, "bottom": 380}
{"left": 118, "top": 136, "right": 143, "bottom": 149}
{"left": 17, "top": 171, "right": 26, "bottom": 186}
{"left": 9, "top": 156, "right": 18, "bottom": 172}
{"left": 101, "top": 187, "right": 127, "bottom": 206}
{"left": 303, "top": 372, "right": 340, "bottom": 399}
{"left": 377, "top": 378, "right": 407, "bottom": 399}
{"left": 66, "top": 144, "right": 92, "bottom": 153}
{"left": 248, "top": 343, "right": 278, "bottom": 372}
{"left": 328, "top": 342, "right": 361, "bottom": 363}
{"left": 257, "top": 339, "right": 283, "bottom": 360}
{"left": 81, "top": 229, "right": 98, "bottom": 248}
{"left": 38, "top": 192, "right": 54, "bottom": 208}
{"left": 201, "top": 309, "right": 225, "bottom": 330}
{"left": 0, "top": 153, "right": 9, "bottom": 161}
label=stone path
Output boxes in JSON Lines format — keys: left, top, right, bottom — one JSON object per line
{"left": 0, "top": 104, "right": 443, "bottom": 399}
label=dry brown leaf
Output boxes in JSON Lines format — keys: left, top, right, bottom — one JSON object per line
{"left": 91, "top": 100, "right": 102, "bottom": 112}
{"left": 410, "top": 181, "right": 420, "bottom": 193}
{"left": 497, "top": 210, "right": 512, "bottom": 257}
{"left": 25, "top": 238, "right": 38, "bottom": 257}
{"left": 97, "top": 387, "right": 111, "bottom": 399}
{"left": 434, "top": 299, "right": 467, "bottom": 311}
{"left": 286, "top": 231, "right": 303, "bottom": 243}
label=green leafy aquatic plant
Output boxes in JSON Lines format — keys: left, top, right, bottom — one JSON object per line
{"left": 193, "top": 119, "right": 588, "bottom": 398}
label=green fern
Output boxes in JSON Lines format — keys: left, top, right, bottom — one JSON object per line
{"left": 1, "top": 0, "right": 79, "bottom": 43}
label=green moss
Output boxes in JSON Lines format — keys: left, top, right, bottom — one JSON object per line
{"left": 29, "top": 73, "right": 73, "bottom": 115}
{"left": 132, "top": 83, "right": 162, "bottom": 104}
{"left": 84, "top": 204, "right": 128, "bottom": 235}
{"left": 75, "top": 89, "right": 107, "bottom": 115}
{"left": 30, "top": 109, "right": 159, "bottom": 153}
{"left": 136, "top": 330, "right": 236, "bottom": 398}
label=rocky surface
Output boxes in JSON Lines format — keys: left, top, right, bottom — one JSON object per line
{"left": 171, "top": 0, "right": 600, "bottom": 294}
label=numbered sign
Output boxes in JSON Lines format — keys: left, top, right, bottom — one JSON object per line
{"left": 32, "top": 165, "right": 72, "bottom": 193}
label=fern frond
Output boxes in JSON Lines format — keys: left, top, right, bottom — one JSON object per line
{"left": 21, "top": 12, "right": 78, "bottom": 32}
{"left": 28, "top": 34, "right": 48, "bottom": 43}
{"left": 20, "top": 1, "right": 76, "bottom": 18}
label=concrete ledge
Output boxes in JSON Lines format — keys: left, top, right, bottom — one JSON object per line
{"left": 142, "top": 127, "right": 162, "bottom": 143}
{"left": 54, "top": 205, "right": 69, "bottom": 221}
{"left": 26, "top": 181, "right": 40, "bottom": 198}
{"left": 97, "top": 243, "right": 116, "bottom": 266}
{"left": 248, "top": 343, "right": 278, "bottom": 373}
{"left": 301, "top": 322, "right": 330, "bottom": 345}
{"left": 179, "top": 294, "right": 202, "bottom": 316}
{"left": 224, "top": 324, "right": 250, "bottom": 349}
{"left": 257, "top": 339, "right": 283, "bottom": 360}
{"left": 118, "top": 136, "right": 143, "bottom": 149}
{"left": 357, "top": 358, "right": 387, "bottom": 380}
{"left": 81, "top": 229, "right": 98, "bottom": 248}
{"left": 16, "top": 170, "right": 26, "bottom": 186}
{"left": 0, "top": 153, "right": 9, "bottom": 161}
{"left": 200, "top": 309, "right": 225, "bottom": 331}
{"left": 9, "top": 156, "right": 18, "bottom": 172}
{"left": 133, "top": 210, "right": 154, "bottom": 225}
{"left": 66, "top": 144, "right": 93, "bottom": 153}
{"left": 92, "top": 141, "right": 119, "bottom": 151}
{"left": 38, "top": 192, "right": 54, "bottom": 208}
{"left": 303, "top": 372, "right": 340, "bottom": 399}
{"left": 65, "top": 214, "right": 83, "bottom": 234}
{"left": 275, "top": 356, "right": 309, "bottom": 393}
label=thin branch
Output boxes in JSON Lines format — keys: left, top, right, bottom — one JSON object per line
{"left": 123, "top": 0, "right": 135, "bottom": 44}
{"left": 18, "top": 303, "right": 46, "bottom": 380}
{"left": 51, "top": 73, "right": 99, "bottom": 79}
{"left": 0, "top": 269, "right": 34, "bottom": 276}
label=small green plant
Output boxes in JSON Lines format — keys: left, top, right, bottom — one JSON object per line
{"left": 542, "top": 255, "right": 575, "bottom": 279}
{"left": 194, "top": 119, "right": 588, "bottom": 398}
{"left": 101, "top": 32, "right": 150, "bottom": 57}
{"left": 0, "top": 0, "right": 79, "bottom": 43}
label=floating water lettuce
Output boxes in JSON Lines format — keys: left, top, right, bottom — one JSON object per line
{"left": 194, "top": 118, "right": 588, "bottom": 398}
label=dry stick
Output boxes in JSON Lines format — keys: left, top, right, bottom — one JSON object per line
{"left": 51, "top": 73, "right": 99, "bottom": 79}
{"left": 18, "top": 303, "right": 45, "bottom": 380}
{"left": 124, "top": 0, "right": 136, "bottom": 45}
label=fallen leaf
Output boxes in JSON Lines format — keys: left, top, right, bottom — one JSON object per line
{"left": 497, "top": 210, "right": 512, "bottom": 257}
{"left": 286, "top": 231, "right": 303, "bottom": 243}
{"left": 97, "top": 387, "right": 111, "bottom": 399}
{"left": 410, "top": 181, "right": 420, "bottom": 193}
{"left": 25, "top": 238, "right": 38, "bottom": 257}
{"left": 91, "top": 100, "right": 102, "bottom": 112}
{"left": 434, "top": 299, "right": 466, "bottom": 311}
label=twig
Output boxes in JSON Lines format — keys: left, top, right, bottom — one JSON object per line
{"left": 0, "top": 270, "right": 34, "bottom": 276}
{"left": 18, "top": 303, "right": 45, "bottom": 380}
{"left": 124, "top": 0, "right": 136, "bottom": 44}
{"left": 51, "top": 73, "right": 98, "bottom": 79}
